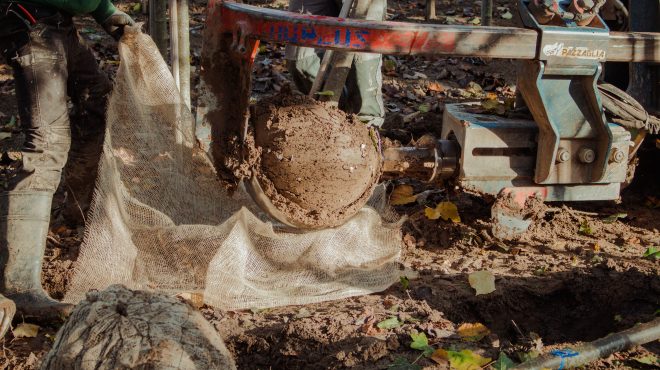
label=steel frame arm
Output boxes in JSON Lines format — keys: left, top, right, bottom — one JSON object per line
{"left": 208, "top": 1, "right": 660, "bottom": 62}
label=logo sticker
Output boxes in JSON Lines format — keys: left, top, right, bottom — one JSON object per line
{"left": 542, "top": 42, "right": 606, "bottom": 60}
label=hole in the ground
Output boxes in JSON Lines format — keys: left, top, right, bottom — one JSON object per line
{"left": 413, "top": 267, "right": 659, "bottom": 344}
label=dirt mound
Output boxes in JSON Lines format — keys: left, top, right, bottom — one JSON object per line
{"left": 252, "top": 94, "right": 382, "bottom": 228}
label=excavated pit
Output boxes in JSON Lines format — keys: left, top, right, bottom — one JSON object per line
{"left": 251, "top": 94, "right": 382, "bottom": 229}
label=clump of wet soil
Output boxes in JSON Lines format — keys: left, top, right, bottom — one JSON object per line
{"left": 251, "top": 93, "right": 382, "bottom": 228}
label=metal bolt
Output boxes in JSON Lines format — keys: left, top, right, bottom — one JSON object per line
{"left": 556, "top": 149, "right": 571, "bottom": 163}
{"left": 578, "top": 148, "right": 596, "bottom": 164}
{"left": 611, "top": 148, "right": 626, "bottom": 164}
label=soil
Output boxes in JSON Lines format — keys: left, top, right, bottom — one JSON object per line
{"left": 0, "top": 0, "right": 659, "bottom": 369}
{"left": 252, "top": 93, "right": 381, "bottom": 228}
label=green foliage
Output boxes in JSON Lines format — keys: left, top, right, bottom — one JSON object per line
{"left": 409, "top": 332, "right": 434, "bottom": 356}
{"left": 492, "top": 352, "right": 516, "bottom": 370}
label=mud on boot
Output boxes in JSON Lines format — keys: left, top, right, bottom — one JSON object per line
{"left": 0, "top": 191, "right": 73, "bottom": 321}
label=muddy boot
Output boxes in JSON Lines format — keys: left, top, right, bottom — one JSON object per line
{"left": 341, "top": 54, "right": 385, "bottom": 127}
{"left": 0, "top": 191, "right": 73, "bottom": 319}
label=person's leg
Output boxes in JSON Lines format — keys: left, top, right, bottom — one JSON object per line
{"left": 348, "top": 0, "right": 386, "bottom": 126}
{"left": 0, "top": 19, "right": 74, "bottom": 318}
{"left": 60, "top": 28, "right": 111, "bottom": 225}
{"left": 285, "top": 0, "right": 340, "bottom": 94}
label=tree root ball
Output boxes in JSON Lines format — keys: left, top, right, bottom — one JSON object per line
{"left": 253, "top": 94, "right": 382, "bottom": 228}
{"left": 41, "top": 285, "right": 236, "bottom": 370}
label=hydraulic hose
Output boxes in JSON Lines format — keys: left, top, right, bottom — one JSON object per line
{"left": 598, "top": 83, "right": 660, "bottom": 135}
{"left": 514, "top": 317, "right": 660, "bottom": 370}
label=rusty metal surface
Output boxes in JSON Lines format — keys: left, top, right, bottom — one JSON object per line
{"left": 381, "top": 139, "right": 458, "bottom": 182}
{"left": 212, "top": 1, "right": 660, "bottom": 62}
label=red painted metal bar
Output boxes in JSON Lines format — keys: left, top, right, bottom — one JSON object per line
{"left": 211, "top": 1, "right": 660, "bottom": 63}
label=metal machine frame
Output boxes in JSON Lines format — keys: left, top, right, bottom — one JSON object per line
{"left": 198, "top": 0, "right": 660, "bottom": 232}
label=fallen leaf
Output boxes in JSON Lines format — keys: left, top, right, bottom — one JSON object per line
{"left": 501, "top": 11, "right": 513, "bottom": 19}
{"left": 410, "top": 332, "right": 434, "bottom": 356}
{"left": 294, "top": 307, "right": 312, "bottom": 319}
{"left": 417, "top": 103, "right": 430, "bottom": 113}
{"left": 578, "top": 220, "right": 594, "bottom": 236}
{"left": 481, "top": 98, "right": 500, "bottom": 111}
{"left": 315, "top": 90, "right": 335, "bottom": 96}
{"left": 431, "top": 348, "right": 491, "bottom": 370}
{"left": 642, "top": 246, "right": 659, "bottom": 260}
{"left": 603, "top": 213, "right": 627, "bottom": 223}
{"left": 634, "top": 355, "right": 658, "bottom": 366}
{"left": 517, "top": 350, "right": 540, "bottom": 363}
{"left": 13, "top": 323, "right": 39, "bottom": 338}
{"left": 377, "top": 317, "right": 402, "bottom": 329}
{"left": 360, "top": 316, "right": 383, "bottom": 336}
{"left": 425, "top": 201, "right": 461, "bottom": 223}
{"left": 468, "top": 270, "right": 496, "bottom": 295}
{"left": 390, "top": 185, "right": 418, "bottom": 206}
{"left": 492, "top": 352, "right": 516, "bottom": 370}
{"left": 428, "top": 82, "right": 444, "bottom": 92}
{"left": 465, "top": 82, "right": 484, "bottom": 97}
{"left": 431, "top": 349, "right": 450, "bottom": 366}
{"left": 457, "top": 322, "right": 490, "bottom": 341}
{"left": 383, "top": 59, "right": 397, "bottom": 74}
{"left": 593, "top": 242, "right": 601, "bottom": 252}
{"left": 400, "top": 275, "right": 410, "bottom": 290}
{"left": 388, "top": 357, "right": 422, "bottom": 370}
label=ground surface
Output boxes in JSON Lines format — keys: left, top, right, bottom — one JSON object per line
{"left": 0, "top": 0, "right": 659, "bottom": 369}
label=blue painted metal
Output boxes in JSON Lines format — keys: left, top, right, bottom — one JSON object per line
{"left": 518, "top": 0, "right": 614, "bottom": 185}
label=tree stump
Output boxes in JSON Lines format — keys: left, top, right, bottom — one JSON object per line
{"left": 41, "top": 285, "right": 236, "bottom": 370}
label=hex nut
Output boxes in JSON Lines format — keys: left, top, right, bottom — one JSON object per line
{"left": 557, "top": 149, "right": 571, "bottom": 163}
{"left": 611, "top": 148, "right": 626, "bottom": 163}
{"left": 578, "top": 148, "right": 596, "bottom": 164}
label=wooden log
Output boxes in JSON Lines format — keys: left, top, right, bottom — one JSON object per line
{"left": 41, "top": 285, "right": 236, "bottom": 370}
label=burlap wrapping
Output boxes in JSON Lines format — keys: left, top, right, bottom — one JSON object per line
{"left": 63, "top": 27, "right": 403, "bottom": 310}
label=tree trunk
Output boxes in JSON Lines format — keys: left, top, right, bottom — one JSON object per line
{"left": 149, "top": 0, "right": 168, "bottom": 57}
{"left": 41, "top": 285, "right": 236, "bottom": 370}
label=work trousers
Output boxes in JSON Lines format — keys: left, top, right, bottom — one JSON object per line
{"left": 0, "top": 13, "right": 110, "bottom": 222}
{"left": 286, "top": 0, "right": 386, "bottom": 126}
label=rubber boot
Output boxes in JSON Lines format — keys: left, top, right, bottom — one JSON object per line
{"left": 0, "top": 191, "right": 73, "bottom": 319}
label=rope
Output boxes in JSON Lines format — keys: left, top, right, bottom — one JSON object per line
{"left": 598, "top": 83, "right": 660, "bottom": 135}
{"left": 550, "top": 348, "right": 580, "bottom": 370}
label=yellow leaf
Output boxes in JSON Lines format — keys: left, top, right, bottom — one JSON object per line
{"left": 432, "top": 348, "right": 491, "bottom": 370}
{"left": 468, "top": 270, "right": 496, "bottom": 295}
{"left": 390, "top": 185, "right": 418, "bottom": 206}
{"left": 425, "top": 201, "right": 461, "bottom": 223}
{"left": 13, "top": 323, "right": 39, "bottom": 338}
{"left": 457, "top": 322, "right": 490, "bottom": 341}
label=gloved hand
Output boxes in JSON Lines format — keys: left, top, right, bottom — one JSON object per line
{"left": 101, "top": 10, "right": 135, "bottom": 41}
